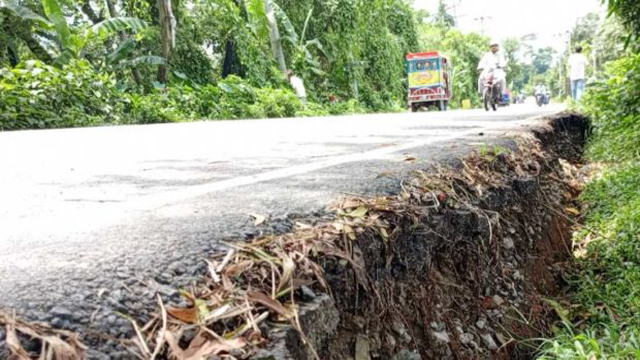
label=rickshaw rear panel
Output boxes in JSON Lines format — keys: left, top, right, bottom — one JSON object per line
{"left": 406, "top": 52, "right": 453, "bottom": 112}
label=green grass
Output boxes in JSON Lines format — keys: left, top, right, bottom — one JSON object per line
{"left": 537, "top": 53, "right": 640, "bottom": 359}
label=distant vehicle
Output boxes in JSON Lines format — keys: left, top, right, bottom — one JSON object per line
{"left": 535, "top": 93, "right": 549, "bottom": 106}
{"left": 535, "top": 91, "right": 549, "bottom": 106}
{"left": 499, "top": 89, "right": 511, "bottom": 106}
{"left": 406, "top": 52, "right": 453, "bottom": 112}
{"left": 535, "top": 85, "right": 550, "bottom": 107}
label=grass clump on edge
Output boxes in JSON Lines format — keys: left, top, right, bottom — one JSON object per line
{"left": 537, "top": 53, "right": 640, "bottom": 359}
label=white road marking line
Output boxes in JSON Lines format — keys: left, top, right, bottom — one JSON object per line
{"left": 133, "top": 113, "right": 556, "bottom": 210}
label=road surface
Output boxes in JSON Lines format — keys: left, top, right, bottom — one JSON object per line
{"left": 0, "top": 104, "right": 563, "bottom": 350}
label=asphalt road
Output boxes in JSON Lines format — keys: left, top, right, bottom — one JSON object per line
{"left": 0, "top": 104, "right": 563, "bottom": 352}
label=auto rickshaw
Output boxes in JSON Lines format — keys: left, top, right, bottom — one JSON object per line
{"left": 406, "top": 52, "right": 452, "bottom": 112}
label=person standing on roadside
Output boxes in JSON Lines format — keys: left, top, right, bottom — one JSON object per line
{"left": 568, "top": 46, "right": 588, "bottom": 102}
{"left": 286, "top": 70, "right": 307, "bottom": 104}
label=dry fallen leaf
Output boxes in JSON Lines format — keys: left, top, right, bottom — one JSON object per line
{"left": 295, "top": 222, "right": 313, "bottom": 230}
{"left": 225, "top": 260, "right": 253, "bottom": 277}
{"left": 347, "top": 206, "right": 368, "bottom": 218}
{"left": 0, "top": 310, "right": 87, "bottom": 360}
{"left": 565, "top": 207, "right": 580, "bottom": 215}
{"left": 343, "top": 224, "right": 357, "bottom": 240}
{"left": 341, "top": 199, "right": 362, "bottom": 209}
{"left": 184, "top": 338, "right": 246, "bottom": 360}
{"left": 166, "top": 306, "right": 198, "bottom": 324}
{"left": 5, "top": 319, "right": 30, "bottom": 359}
{"left": 277, "top": 253, "right": 296, "bottom": 292}
{"left": 247, "top": 290, "right": 291, "bottom": 318}
{"left": 250, "top": 213, "right": 266, "bottom": 226}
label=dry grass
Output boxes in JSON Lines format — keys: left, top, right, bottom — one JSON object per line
{"left": 129, "top": 136, "right": 553, "bottom": 359}
{"left": 0, "top": 310, "right": 87, "bottom": 359}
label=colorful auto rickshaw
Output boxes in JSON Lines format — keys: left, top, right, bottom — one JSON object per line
{"left": 406, "top": 52, "right": 452, "bottom": 112}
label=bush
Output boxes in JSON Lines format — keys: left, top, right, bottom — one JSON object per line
{"left": 124, "top": 92, "right": 182, "bottom": 124}
{"left": 250, "top": 88, "right": 302, "bottom": 119}
{"left": 328, "top": 99, "right": 368, "bottom": 115}
{"left": 0, "top": 62, "right": 365, "bottom": 130}
{"left": 582, "top": 53, "right": 640, "bottom": 162}
{"left": 0, "top": 60, "right": 123, "bottom": 130}
{"left": 538, "top": 53, "right": 640, "bottom": 359}
{"left": 295, "top": 102, "right": 331, "bottom": 117}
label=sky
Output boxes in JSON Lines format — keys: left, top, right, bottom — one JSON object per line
{"left": 413, "top": 0, "right": 605, "bottom": 53}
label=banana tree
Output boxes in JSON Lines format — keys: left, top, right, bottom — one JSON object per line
{"left": 263, "top": 0, "right": 286, "bottom": 74}
{"left": 275, "top": 6, "right": 325, "bottom": 76}
{"left": 243, "top": 0, "right": 324, "bottom": 76}
{"left": 0, "top": 0, "right": 163, "bottom": 71}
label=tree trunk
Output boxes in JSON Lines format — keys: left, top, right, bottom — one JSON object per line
{"left": 7, "top": 42, "right": 20, "bottom": 67}
{"left": 105, "top": 0, "right": 118, "bottom": 20}
{"left": 264, "top": 0, "right": 287, "bottom": 74}
{"left": 222, "top": 40, "right": 244, "bottom": 78}
{"left": 105, "top": 0, "right": 143, "bottom": 85}
{"left": 81, "top": 0, "right": 104, "bottom": 24}
{"left": 156, "top": 0, "right": 176, "bottom": 84}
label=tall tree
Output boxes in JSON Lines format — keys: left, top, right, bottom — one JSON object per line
{"left": 570, "top": 12, "right": 600, "bottom": 46}
{"left": 434, "top": 0, "right": 455, "bottom": 29}
{"left": 531, "top": 47, "right": 555, "bottom": 74}
{"left": 502, "top": 37, "right": 527, "bottom": 91}
{"left": 221, "top": 0, "right": 245, "bottom": 78}
{"left": 156, "top": 0, "right": 175, "bottom": 83}
{"left": 604, "top": 0, "right": 640, "bottom": 43}
{"left": 80, "top": 0, "right": 104, "bottom": 24}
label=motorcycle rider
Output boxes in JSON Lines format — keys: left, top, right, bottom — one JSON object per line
{"left": 535, "top": 84, "right": 549, "bottom": 105}
{"left": 477, "top": 42, "right": 507, "bottom": 96}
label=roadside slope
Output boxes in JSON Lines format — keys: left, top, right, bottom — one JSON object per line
{"left": 0, "top": 107, "right": 564, "bottom": 358}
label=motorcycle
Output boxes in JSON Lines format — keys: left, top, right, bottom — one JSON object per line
{"left": 481, "top": 68, "right": 503, "bottom": 112}
{"left": 535, "top": 92, "right": 549, "bottom": 107}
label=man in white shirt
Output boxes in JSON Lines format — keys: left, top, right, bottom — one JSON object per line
{"left": 286, "top": 70, "right": 307, "bottom": 104}
{"left": 568, "top": 46, "right": 588, "bottom": 101}
{"left": 477, "top": 42, "right": 507, "bottom": 94}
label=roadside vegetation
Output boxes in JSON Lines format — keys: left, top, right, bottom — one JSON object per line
{"left": 0, "top": 0, "right": 421, "bottom": 130}
{"left": 538, "top": 1, "right": 640, "bottom": 358}
{"left": 0, "top": 0, "right": 569, "bottom": 131}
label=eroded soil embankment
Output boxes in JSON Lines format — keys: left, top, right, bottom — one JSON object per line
{"left": 256, "top": 113, "right": 588, "bottom": 360}
{"left": 0, "top": 114, "right": 587, "bottom": 359}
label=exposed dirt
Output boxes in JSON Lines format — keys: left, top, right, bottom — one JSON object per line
{"left": 313, "top": 114, "right": 588, "bottom": 360}
{"left": 247, "top": 113, "right": 588, "bottom": 360}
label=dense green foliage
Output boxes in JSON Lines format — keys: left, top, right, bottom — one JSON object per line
{"left": 0, "top": 59, "right": 123, "bottom": 129}
{"left": 0, "top": 59, "right": 308, "bottom": 129}
{"left": 605, "top": 0, "right": 640, "bottom": 42}
{"left": 539, "top": 55, "right": 640, "bottom": 359}
{"left": 1, "top": 0, "right": 433, "bottom": 130}
{"left": 586, "top": 54, "right": 640, "bottom": 162}
{"left": 538, "top": 2, "right": 640, "bottom": 356}
{"left": 0, "top": 0, "right": 595, "bottom": 130}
